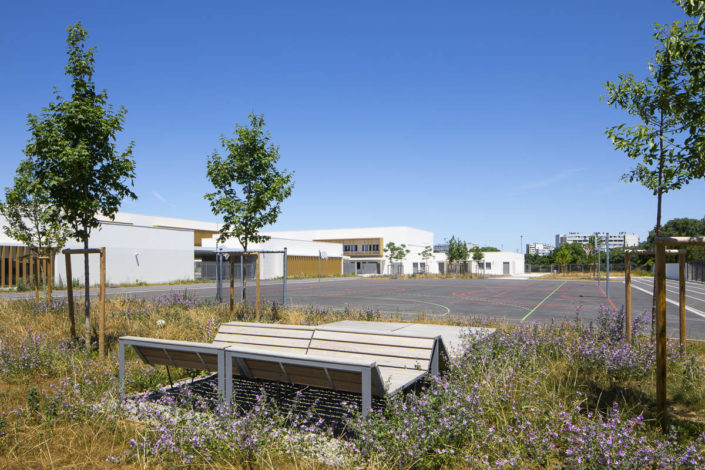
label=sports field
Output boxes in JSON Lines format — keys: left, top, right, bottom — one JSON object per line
{"left": 279, "top": 277, "right": 705, "bottom": 339}
{"left": 7, "top": 275, "right": 705, "bottom": 338}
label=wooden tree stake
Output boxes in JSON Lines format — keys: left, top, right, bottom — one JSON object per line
{"left": 625, "top": 252, "right": 632, "bottom": 343}
{"left": 65, "top": 252, "right": 76, "bottom": 340}
{"left": 99, "top": 247, "right": 106, "bottom": 360}
{"left": 654, "top": 242, "right": 667, "bottom": 433}
{"left": 679, "top": 251, "right": 686, "bottom": 353}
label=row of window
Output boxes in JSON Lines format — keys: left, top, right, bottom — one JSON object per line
{"left": 343, "top": 244, "right": 380, "bottom": 253}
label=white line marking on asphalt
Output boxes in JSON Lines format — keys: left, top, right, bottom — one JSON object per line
{"left": 630, "top": 283, "right": 705, "bottom": 320}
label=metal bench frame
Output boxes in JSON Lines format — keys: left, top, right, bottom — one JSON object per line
{"left": 119, "top": 323, "right": 448, "bottom": 417}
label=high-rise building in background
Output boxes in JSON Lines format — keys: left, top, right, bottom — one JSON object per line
{"left": 554, "top": 232, "right": 639, "bottom": 249}
{"left": 526, "top": 242, "right": 554, "bottom": 256}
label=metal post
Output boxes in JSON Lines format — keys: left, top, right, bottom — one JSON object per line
{"left": 318, "top": 250, "right": 321, "bottom": 282}
{"left": 283, "top": 247, "right": 288, "bottom": 305}
{"left": 229, "top": 255, "right": 235, "bottom": 316}
{"left": 679, "top": 251, "right": 686, "bottom": 353}
{"left": 596, "top": 233, "right": 601, "bottom": 283}
{"left": 361, "top": 368, "right": 371, "bottom": 418}
{"left": 625, "top": 251, "right": 632, "bottom": 343}
{"left": 256, "top": 253, "right": 261, "bottom": 318}
{"left": 654, "top": 242, "right": 667, "bottom": 433}
{"left": 606, "top": 232, "right": 610, "bottom": 300}
{"left": 216, "top": 251, "right": 222, "bottom": 303}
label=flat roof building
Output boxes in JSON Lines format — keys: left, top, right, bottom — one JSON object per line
{"left": 527, "top": 242, "right": 554, "bottom": 256}
{"left": 555, "top": 232, "right": 639, "bottom": 250}
{"left": 0, "top": 212, "right": 528, "bottom": 287}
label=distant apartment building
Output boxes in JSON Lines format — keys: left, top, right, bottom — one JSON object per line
{"left": 554, "top": 232, "right": 639, "bottom": 249}
{"left": 526, "top": 242, "right": 554, "bottom": 256}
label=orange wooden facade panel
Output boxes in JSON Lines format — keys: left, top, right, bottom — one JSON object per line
{"left": 287, "top": 256, "right": 342, "bottom": 277}
{"left": 0, "top": 246, "right": 56, "bottom": 288}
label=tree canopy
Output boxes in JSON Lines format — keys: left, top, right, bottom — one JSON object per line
{"left": 604, "top": 12, "right": 705, "bottom": 236}
{"left": 23, "top": 22, "right": 136, "bottom": 341}
{"left": 644, "top": 216, "right": 705, "bottom": 261}
{"left": 447, "top": 236, "right": 469, "bottom": 264}
{"left": 205, "top": 113, "right": 293, "bottom": 301}
{"left": 205, "top": 113, "right": 294, "bottom": 251}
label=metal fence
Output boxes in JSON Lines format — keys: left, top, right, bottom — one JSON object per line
{"left": 687, "top": 261, "right": 705, "bottom": 282}
{"left": 525, "top": 263, "right": 646, "bottom": 273}
{"left": 195, "top": 257, "right": 257, "bottom": 281}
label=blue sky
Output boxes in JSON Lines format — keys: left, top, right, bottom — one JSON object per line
{"left": 1, "top": 1, "right": 703, "bottom": 251}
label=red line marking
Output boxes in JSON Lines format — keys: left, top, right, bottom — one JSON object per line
{"left": 493, "top": 290, "right": 509, "bottom": 298}
{"left": 596, "top": 283, "right": 617, "bottom": 310}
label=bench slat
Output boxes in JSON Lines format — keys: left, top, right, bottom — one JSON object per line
{"left": 224, "top": 344, "right": 310, "bottom": 355}
{"left": 137, "top": 351, "right": 216, "bottom": 371}
{"left": 213, "top": 332, "right": 311, "bottom": 349}
{"left": 306, "top": 348, "right": 428, "bottom": 370}
{"left": 218, "top": 324, "right": 314, "bottom": 339}
{"left": 313, "top": 330, "right": 435, "bottom": 348}
{"left": 379, "top": 366, "right": 427, "bottom": 394}
{"left": 308, "top": 339, "right": 431, "bottom": 360}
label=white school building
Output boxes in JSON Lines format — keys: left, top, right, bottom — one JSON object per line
{"left": 0, "top": 212, "right": 525, "bottom": 286}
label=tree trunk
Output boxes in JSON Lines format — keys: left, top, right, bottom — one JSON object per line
{"left": 652, "top": 108, "right": 666, "bottom": 337}
{"left": 242, "top": 251, "right": 247, "bottom": 302}
{"left": 84, "top": 239, "right": 91, "bottom": 344}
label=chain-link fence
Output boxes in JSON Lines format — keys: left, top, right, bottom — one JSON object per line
{"left": 525, "top": 263, "right": 649, "bottom": 273}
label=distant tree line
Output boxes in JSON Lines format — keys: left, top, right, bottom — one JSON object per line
{"left": 526, "top": 216, "right": 705, "bottom": 268}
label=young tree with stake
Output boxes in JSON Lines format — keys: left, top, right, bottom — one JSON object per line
{"left": 384, "top": 242, "right": 410, "bottom": 275}
{"left": 446, "top": 236, "right": 469, "bottom": 275}
{"left": 604, "top": 19, "right": 705, "bottom": 237}
{"left": 471, "top": 246, "right": 484, "bottom": 278}
{"left": 25, "top": 23, "right": 136, "bottom": 342}
{"left": 205, "top": 113, "right": 294, "bottom": 302}
{"left": 420, "top": 245, "right": 433, "bottom": 274}
{"left": 0, "top": 159, "right": 69, "bottom": 300}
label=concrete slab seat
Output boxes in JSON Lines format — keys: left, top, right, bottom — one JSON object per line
{"left": 119, "top": 322, "right": 447, "bottom": 416}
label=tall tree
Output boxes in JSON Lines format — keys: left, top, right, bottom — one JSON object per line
{"left": 0, "top": 159, "right": 69, "bottom": 300}
{"left": 420, "top": 245, "right": 433, "bottom": 274}
{"left": 554, "top": 247, "right": 572, "bottom": 274}
{"left": 25, "top": 23, "right": 136, "bottom": 342}
{"left": 644, "top": 216, "right": 705, "bottom": 260}
{"left": 471, "top": 247, "right": 484, "bottom": 278}
{"left": 384, "top": 242, "right": 410, "bottom": 275}
{"left": 446, "top": 236, "right": 469, "bottom": 275}
{"left": 604, "top": 18, "right": 705, "bottom": 237}
{"left": 205, "top": 113, "right": 294, "bottom": 301}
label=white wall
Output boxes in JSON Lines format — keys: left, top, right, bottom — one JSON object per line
{"left": 201, "top": 235, "right": 343, "bottom": 279}
{"left": 101, "top": 212, "right": 220, "bottom": 232}
{"left": 432, "top": 251, "right": 525, "bottom": 276}
{"left": 53, "top": 223, "right": 195, "bottom": 286}
{"left": 666, "top": 263, "right": 679, "bottom": 280}
{"left": 265, "top": 226, "right": 433, "bottom": 252}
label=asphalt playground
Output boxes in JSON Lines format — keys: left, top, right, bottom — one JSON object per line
{"left": 5, "top": 275, "right": 705, "bottom": 338}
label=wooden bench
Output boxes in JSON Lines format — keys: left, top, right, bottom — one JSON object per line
{"left": 119, "top": 322, "right": 447, "bottom": 416}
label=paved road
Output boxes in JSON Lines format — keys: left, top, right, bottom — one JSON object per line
{"left": 4, "top": 276, "right": 705, "bottom": 338}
